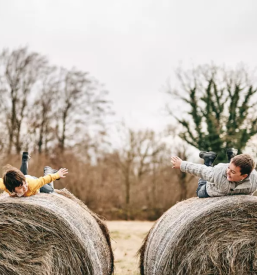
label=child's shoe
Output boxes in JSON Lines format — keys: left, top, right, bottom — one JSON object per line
{"left": 44, "top": 166, "right": 59, "bottom": 188}
{"left": 20, "top": 152, "right": 31, "bottom": 175}
{"left": 44, "top": 166, "right": 58, "bottom": 175}
{"left": 226, "top": 148, "right": 238, "bottom": 162}
{"left": 199, "top": 151, "right": 217, "bottom": 166}
{"left": 22, "top": 152, "right": 30, "bottom": 161}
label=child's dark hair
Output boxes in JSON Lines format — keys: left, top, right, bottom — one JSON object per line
{"left": 3, "top": 164, "right": 26, "bottom": 192}
{"left": 231, "top": 154, "right": 256, "bottom": 176}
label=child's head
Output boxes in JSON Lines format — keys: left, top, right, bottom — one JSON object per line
{"left": 3, "top": 165, "right": 28, "bottom": 196}
{"left": 227, "top": 154, "right": 256, "bottom": 182}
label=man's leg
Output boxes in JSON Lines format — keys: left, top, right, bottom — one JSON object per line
{"left": 20, "top": 152, "right": 29, "bottom": 175}
{"left": 196, "top": 151, "right": 217, "bottom": 198}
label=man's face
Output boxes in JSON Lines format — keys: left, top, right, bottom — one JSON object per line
{"left": 14, "top": 181, "right": 28, "bottom": 197}
{"left": 226, "top": 162, "right": 247, "bottom": 182}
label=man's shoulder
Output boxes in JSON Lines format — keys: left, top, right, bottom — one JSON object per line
{"left": 214, "top": 163, "right": 229, "bottom": 169}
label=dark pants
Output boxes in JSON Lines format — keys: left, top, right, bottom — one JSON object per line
{"left": 20, "top": 159, "right": 54, "bottom": 193}
{"left": 196, "top": 178, "right": 210, "bottom": 198}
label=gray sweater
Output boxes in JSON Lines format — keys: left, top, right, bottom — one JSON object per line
{"left": 180, "top": 161, "right": 257, "bottom": 197}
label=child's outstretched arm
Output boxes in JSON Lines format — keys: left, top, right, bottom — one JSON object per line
{"left": 57, "top": 168, "right": 68, "bottom": 178}
{"left": 27, "top": 168, "right": 69, "bottom": 192}
{"left": 171, "top": 156, "right": 217, "bottom": 183}
{"left": 0, "top": 179, "right": 7, "bottom": 192}
{"left": 171, "top": 156, "right": 183, "bottom": 169}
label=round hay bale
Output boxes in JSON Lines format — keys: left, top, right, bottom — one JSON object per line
{"left": 139, "top": 196, "right": 257, "bottom": 275}
{"left": 0, "top": 189, "right": 114, "bottom": 275}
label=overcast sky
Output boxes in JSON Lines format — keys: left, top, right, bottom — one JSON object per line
{"left": 1, "top": 0, "right": 257, "bottom": 132}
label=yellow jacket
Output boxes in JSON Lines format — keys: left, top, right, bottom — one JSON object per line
{"left": 0, "top": 173, "right": 60, "bottom": 197}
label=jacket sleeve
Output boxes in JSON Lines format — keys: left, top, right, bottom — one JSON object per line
{"left": 26, "top": 173, "right": 60, "bottom": 192}
{"left": 180, "top": 161, "right": 215, "bottom": 182}
{"left": 180, "top": 161, "right": 228, "bottom": 184}
{"left": 0, "top": 178, "right": 7, "bottom": 192}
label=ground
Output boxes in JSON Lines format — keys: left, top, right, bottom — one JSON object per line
{"left": 106, "top": 221, "right": 154, "bottom": 275}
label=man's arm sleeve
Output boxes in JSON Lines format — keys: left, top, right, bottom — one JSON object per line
{"left": 27, "top": 173, "right": 60, "bottom": 192}
{"left": 180, "top": 161, "right": 215, "bottom": 182}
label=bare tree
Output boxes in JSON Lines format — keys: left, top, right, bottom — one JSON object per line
{"left": 167, "top": 125, "right": 195, "bottom": 200}
{"left": 108, "top": 125, "right": 167, "bottom": 208}
{"left": 56, "top": 68, "right": 113, "bottom": 152}
{"left": 28, "top": 66, "right": 59, "bottom": 153}
{"left": 0, "top": 47, "right": 48, "bottom": 153}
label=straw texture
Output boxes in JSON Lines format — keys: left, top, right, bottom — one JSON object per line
{"left": 140, "top": 196, "right": 257, "bottom": 275}
{"left": 0, "top": 189, "right": 113, "bottom": 275}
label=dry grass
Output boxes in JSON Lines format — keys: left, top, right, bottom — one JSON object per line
{"left": 0, "top": 152, "right": 198, "bottom": 220}
{"left": 0, "top": 189, "right": 113, "bottom": 275}
{"left": 107, "top": 221, "right": 154, "bottom": 275}
{"left": 140, "top": 196, "right": 257, "bottom": 275}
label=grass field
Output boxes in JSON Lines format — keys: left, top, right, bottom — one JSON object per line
{"left": 106, "top": 221, "right": 154, "bottom": 275}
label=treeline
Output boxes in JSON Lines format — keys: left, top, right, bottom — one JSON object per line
{"left": 167, "top": 64, "right": 257, "bottom": 163}
{"left": 0, "top": 47, "right": 197, "bottom": 219}
{"left": 0, "top": 47, "right": 112, "bottom": 155}
{"left": 0, "top": 47, "right": 257, "bottom": 220}
{"left": 0, "top": 129, "right": 197, "bottom": 220}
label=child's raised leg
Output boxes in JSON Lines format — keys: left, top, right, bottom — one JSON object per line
{"left": 226, "top": 148, "right": 238, "bottom": 162}
{"left": 43, "top": 166, "right": 58, "bottom": 189}
{"left": 39, "top": 167, "right": 58, "bottom": 193}
{"left": 20, "top": 152, "right": 30, "bottom": 175}
{"left": 196, "top": 151, "right": 217, "bottom": 198}
{"left": 40, "top": 166, "right": 62, "bottom": 193}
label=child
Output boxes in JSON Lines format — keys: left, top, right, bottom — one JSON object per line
{"left": 19, "top": 152, "right": 59, "bottom": 194}
{"left": 0, "top": 152, "right": 68, "bottom": 197}
{"left": 171, "top": 149, "right": 257, "bottom": 197}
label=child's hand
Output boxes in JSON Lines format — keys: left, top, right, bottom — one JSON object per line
{"left": 58, "top": 168, "right": 68, "bottom": 178}
{"left": 170, "top": 156, "right": 183, "bottom": 169}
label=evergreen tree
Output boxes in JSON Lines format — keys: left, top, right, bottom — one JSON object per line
{"left": 167, "top": 65, "right": 257, "bottom": 162}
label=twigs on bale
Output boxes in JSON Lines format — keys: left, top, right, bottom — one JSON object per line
{"left": 0, "top": 189, "right": 114, "bottom": 275}
{"left": 139, "top": 196, "right": 257, "bottom": 275}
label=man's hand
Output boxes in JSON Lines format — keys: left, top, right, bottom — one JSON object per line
{"left": 170, "top": 156, "right": 183, "bottom": 169}
{"left": 57, "top": 168, "right": 69, "bottom": 178}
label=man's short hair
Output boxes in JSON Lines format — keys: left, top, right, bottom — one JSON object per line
{"left": 3, "top": 164, "right": 26, "bottom": 192}
{"left": 231, "top": 154, "right": 256, "bottom": 176}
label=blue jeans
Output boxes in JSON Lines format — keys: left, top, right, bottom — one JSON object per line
{"left": 40, "top": 184, "right": 54, "bottom": 193}
{"left": 196, "top": 178, "right": 210, "bottom": 198}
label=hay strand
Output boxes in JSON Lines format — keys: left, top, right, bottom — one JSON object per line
{"left": 0, "top": 189, "right": 113, "bottom": 275}
{"left": 140, "top": 196, "right": 257, "bottom": 275}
